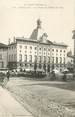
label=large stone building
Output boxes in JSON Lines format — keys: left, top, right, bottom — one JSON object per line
{"left": 7, "top": 19, "right": 67, "bottom": 72}
{"left": 0, "top": 43, "right": 8, "bottom": 68}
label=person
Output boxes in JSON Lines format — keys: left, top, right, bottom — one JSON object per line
{"left": 6, "top": 70, "right": 10, "bottom": 81}
{"left": 2, "top": 71, "right": 10, "bottom": 87}
{"left": 63, "top": 72, "right": 66, "bottom": 81}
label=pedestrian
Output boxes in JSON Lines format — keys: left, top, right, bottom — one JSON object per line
{"left": 6, "top": 70, "right": 10, "bottom": 81}
{"left": 2, "top": 71, "right": 10, "bottom": 87}
{"left": 63, "top": 72, "right": 66, "bottom": 81}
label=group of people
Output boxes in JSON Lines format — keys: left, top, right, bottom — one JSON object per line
{"left": 50, "top": 71, "right": 67, "bottom": 81}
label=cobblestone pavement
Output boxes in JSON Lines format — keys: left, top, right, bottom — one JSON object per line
{"left": 0, "top": 86, "right": 33, "bottom": 117}
{"left": 6, "top": 77, "right": 75, "bottom": 117}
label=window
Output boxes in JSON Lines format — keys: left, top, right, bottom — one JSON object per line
{"left": 35, "top": 47, "right": 37, "bottom": 50}
{"left": 24, "top": 55, "right": 27, "bottom": 62}
{"left": 12, "top": 54, "right": 13, "bottom": 61}
{"left": 52, "top": 49, "right": 54, "bottom": 51}
{"left": 30, "top": 51, "right": 32, "bottom": 53}
{"left": 48, "top": 57, "right": 50, "bottom": 63}
{"left": 0, "top": 54, "right": 2, "bottom": 60}
{"left": 20, "top": 63, "right": 22, "bottom": 67}
{"left": 30, "top": 64, "right": 32, "bottom": 67}
{"left": 56, "top": 57, "right": 58, "bottom": 63}
{"left": 39, "top": 48, "right": 41, "bottom": 50}
{"left": 39, "top": 64, "right": 42, "bottom": 69}
{"left": 39, "top": 56, "right": 42, "bottom": 63}
{"left": 19, "top": 54, "right": 22, "bottom": 62}
{"left": 14, "top": 54, "right": 16, "bottom": 61}
{"left": 25, "top": 46, "right": 27, "bottom": 49}
{"left": 64, "top": 50, "right": 65, "bottom": 53}
{"left": 56, "top": 49, "right": 58, "bottom": 52}
{"left": 25, "top": 51, "right": 27, "bottom": 53}
{"left": 14, "top": 45, "right": 16, "bottom": 49}
{"left": 52, "top": 53, "right": 54, "bottom": 56}
{"left": 35, "top": 52, "right": 37, "bottom": 54}
{"left": 44, "top": 52, "right": 46, "bottom": 55}
{"left": 25, "top": 64, "right": 27, "bottom": 66}
{"left": 34, "top": 55, "right": 37, "bottom": 61}
{"left": 29, "top": 55, "right": 32, "bottom": 62}
{"left": 30, "top": 46, "right": 32, "bottom": 49}
{"left": 20, "top": 45, "right": 22, "bottom": 49}
{"left": 9, "top": 55, "right": 10, "bottom": 61}
{"left": 39, "top": 52, "right": 41, "bottom": 54}
{"left": 56, "top": 54, "right": 58, "bottom": 56}
{"left": 44, "top": 56, "right": 46, "bottom": 62}
{"left": 60, "top": 50, "right": 62, "bottom": 52}
{"left": 60, "top": 57, "right": 62, "bottom": 64}
{"left": 52, "top": 57, "right": 54, "bottom": 63}
{"left": 63, "top": 57, "right": 65, "bottom": 64}
{"left": 44, "top": 48, "right": 46, "bottom": 51}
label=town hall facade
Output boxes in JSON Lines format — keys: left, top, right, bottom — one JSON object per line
{"left": 7, "top": 19, "right": 67, "bottom": 72}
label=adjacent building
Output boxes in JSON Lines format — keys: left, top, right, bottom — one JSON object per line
{"left": 67, "top": 51, "right": 74, "bottom": 71}
{"left": 0, "top": 43, "right": 8, "bottom": 68}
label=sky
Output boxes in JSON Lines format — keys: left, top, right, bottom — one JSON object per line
{"left": 0, "top": 0, "right": 74, "bottom": 52}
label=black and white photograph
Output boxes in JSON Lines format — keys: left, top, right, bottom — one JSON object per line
{"left": 0, "top": 0, "right": 74, "bottom": 117}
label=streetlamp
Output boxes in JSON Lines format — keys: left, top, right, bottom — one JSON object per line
{"left": 72, "top": 30, "right": 75, "bottom": 78}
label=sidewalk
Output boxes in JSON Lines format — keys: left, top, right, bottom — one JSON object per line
{"left": 0, "top": 86, "right": 33, "bottom": 117}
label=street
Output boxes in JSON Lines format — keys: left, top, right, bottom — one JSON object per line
{"left": 5, "top": 77, "right": 75, "bottom": 117}
{"left": 0, "top": 85, "right": 33, "bottom": 117}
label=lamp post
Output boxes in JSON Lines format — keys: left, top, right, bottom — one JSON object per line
{"left": 72, "top": 30, "right": 75, "bottom": 78}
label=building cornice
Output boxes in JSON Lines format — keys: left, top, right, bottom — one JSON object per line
{"left": 52, "top": 42, "right": 68, "bottom": 47}
{"left": 16, "top": 38, "right": 52, "bottom": 45}
{"left": 8, "top": 38, "right": 68, "bottom": 47}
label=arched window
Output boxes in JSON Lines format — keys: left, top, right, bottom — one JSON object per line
{"left": 19, "top": 54, "right": 22, "bottom": 62}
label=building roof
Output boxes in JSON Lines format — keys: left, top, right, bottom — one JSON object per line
{"left": 16, "top": 38, "right": 53, "bottom": 45}
{"left": 8, "top": 36, "right": 67, "bottom": 47}
{"left": 52, "top": 41, "right": 67, "bottom": 47}
{"left": 67, "top": 55, "right": 74, "bottom": 59}
{"left": 8, "top": 19, "right": 68, "bottom": 48}
{"left": 0, "top": 43, "right": 8, "bottom": 48}
{"left": 30, "top": 28, "right": 38, "bottom": 40}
